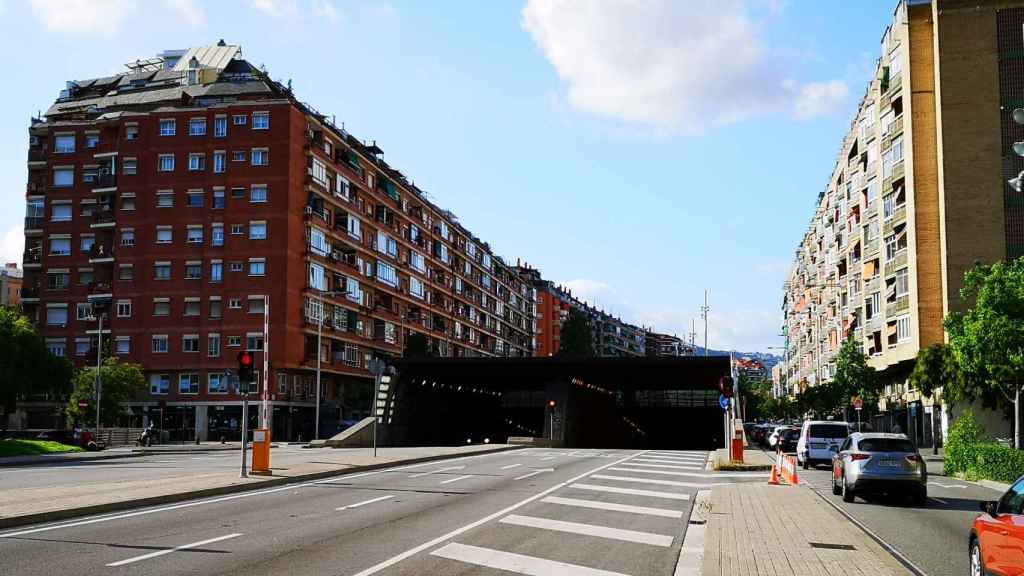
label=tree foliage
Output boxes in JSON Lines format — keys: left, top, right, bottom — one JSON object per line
{"left": 795, "top": 336, "right": 880, "bottom": 418}
{"left": 910, "top": 343, "right": 959, "bottom": 399}
{"left": 66, "top": 358, "right": 147, "bottom": 426}
{"left": 0, "top": 306, "right": 73, "bottom": 411}
{"left": 557, "top": 308, "right": 594, "bottom": 357}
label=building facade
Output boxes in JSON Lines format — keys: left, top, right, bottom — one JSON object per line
{"left": 644, "top": 331, "right": 692, "bottom": 357}
{"left": 781, "top": 0, "right": 1023, "bottom": 444}
{"left": 1, "top": 263, "right": 22, "bottom": 306}
{"left": 20, "top": 44, "right": 538, "bottom": 439}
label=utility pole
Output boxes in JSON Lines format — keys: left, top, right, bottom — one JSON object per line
{"left": 700, "top": 290, "right": 710, "bottom": 356}
{"left": 94, "top": 313, "right": 104, "bottom": 429}
{"left": 316, "top": 293, "right": 323, "bottom": 441}
{"left": 262, "top": 295, "right": 270, "bottom": 430}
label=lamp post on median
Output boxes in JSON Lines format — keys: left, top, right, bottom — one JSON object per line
{"left": 314, "top": 289, "right": 350, "bottom": 441}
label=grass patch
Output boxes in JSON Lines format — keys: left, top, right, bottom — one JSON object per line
{"left": 0, "top": 439, "right": 83, "bottom": 458}
{"left": 716, "top": 463, "right": 773, "bottom": 472}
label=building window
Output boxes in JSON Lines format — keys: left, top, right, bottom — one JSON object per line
{"left": 210, "top": 298, "right": 223, "bottom": 318}
{"left": 154, "top": 263, "right": 171, "bottom": 280}
{"left": 376, "top": 231, "right": 398, "bottom": 258}
{"left": 410, "top": 276, "right": 425, "bottom": 299}
{"left": 179, "top": 373, "right": 199, "bottom": 394}
{"left": 336, "top": 175, "right": 351, "bottom": 200}
{"left": 54, "top": 168, "right": 74, "bottom": 187}
{"left": 118, "top": 264, "right": 134, "bottom": 281}
{"left": 152, "top": 335, "right": 169, "bottom": 353}
{"left": 126, "top": 125, "right": 139, "bottom": 140}
{"left": 208, "top": 334, "right": 221, "bottom": 358}
{"left": 185, "top": 262, "right": 202, "bottom": 279}
{"left": 229, "top": 298, "right": 242, "bottom": 309}
{"left": 895, "top": 268, "right": 909, "bottom": 298}
{"left": 229, "top": 262, "right": 243, "bottom": 273}
{"left": 231, "top": 224, "right": 244, "bottom": 235}
{"left": 159, "top": 119, "right": 176, "bottom": 136}
{"left": 116, "top": 300, "right": 132, "bottom": 318}
{"left": 232, "top": 150, "right": 246, "bottom": 162}
{"left": 213, "top": 151, "right": 226, "bottom": 173}
{"left": 123, "top": 158, "right": 137, "bottom": 175}
{"left": 85, "top": 133, "right": 99, "bottom": 149}
{"left": 187, "top": 226, "right": 204, "bottom": 244}
{"left": 47, "top": 340, "right": 66, "bottom": 358}
{"left": 250, "top": 185, "right": 267, "bottom": 203}
{"left": 312, "top": 159, "right": 328, "bottom": 186}
{"left": 121, "top": 196, "right": 136, "bottom": 211}
{"left": 158, "top": 154, "right": 175, "bottom": 172}
{"left": 376, "top": 261, "right": 398, "bottom": 287}
{"left": 76, "top": 302, "right": 93, "bottom": 321}
{"left": 46, "top": 306, "right": 68, "bottom": 325}
{"left": 310, "top": 228, "right": 329, "bottom": 256}
{"left": 156, "top": 227, "right": 173, "bottom": 244}
{"left": 51, "top": 204, "right": 72, "bottom": 222}
{"left": 213, "top": 189, "right": 225, "bottom": 209}
{"left": 410, "top": 251, "right": 426, "bottom": 273}
{"left": 248, "top": 258, "right": 266, "bottom": 276}
{"left": 73, "top": 340, "right": 91, "bottom": 358}
{"left": 49, "top": 237, "right": 71, "bottom": 255}
{"left": 210, "top": 261, "right": 223, "bottom": 282}
{"left": 115, "top": 337, "right": 130, "bottom": 355}
{"left": 78, "top": 269, "right": 93, "bottom": 286}
{"left": 212, "top": 224, "right": 224, "bottom": 247}
{"left": 150, "top": 374, "right": 170, "bottom": 395}
{"left": 189, "top": 118, "right": 206, "bottom": 136}
{"left": 896, "top": 315, "right": 911, "bottom": 342}
{"left": 249, "top": 222, "right": 267, "bottom": 240}
{"left": 228, "top": 335, "right": 241, "bottom": 347}
{"left": 157, "top": 192, "right": 174, "bottom": 207}
{"left": 186, "top": 191, "right": 204, "bottom": 208}
{"left": 188, "top": 153, "right": 205, "bottom": 171}
{"left": 347, "top": 215, "right": 361, "bottom": 240}
{"left": 246, "top": 335, "right": 264, "bottom": 351}
{"left": 214, "top": 116, "right": 227, "bottom": 137}
{"left": 182, "top": 334, "right": 200, "bottom": 352}
{"left": 248, "top": 297, "right": 265, "bottom": 314}
{"left": 233, "top": 114, "right": 247, "bottom": 125}
{"left": 251, "top": 148, "right": 268, "bottom": 166}
{"left": 208, "top": 372, "right": 227, "bottom": 394}
{"left": 153, "top": 299, "right": 171, "bottom": 316}
{"left": 252, "top": 111, "right": 270, "bottom": 130}
{"left": 309, "top": 263, "right": 326, "bottom": 290}
{"left": 55, "top": 134, "right": 75, "bottom": 153}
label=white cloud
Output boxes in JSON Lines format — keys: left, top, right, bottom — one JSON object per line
{"left": 558, "top": 278, "right": 615, "bottom": 304}
{"left": 793, "top": 80, "right": 849, "bottom": 119}
{"left": 312, "top": 0, "right": 338, "bottom": 21}
{"left": 0, "top": 0, "right": 7, "bottom": 16}
{"left": 30, "top": 0, "right": 136, "bottom": 36}
{"left": 0, "top": 224, "right": 24, "bottom": 267}
{"left": 162, "top": 0, "right": 206, "bottom": 27}
{"left": 250, "top": 0, "right": 298, "bottom": 17}
{"left": 521, "top": 0, "right": 847, "bottom": 131}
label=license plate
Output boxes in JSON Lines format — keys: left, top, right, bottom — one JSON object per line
{"left": 879, "top": 459, "right": 900, "bottom": 467}
{"left": 810, "top": 443, "right": 826, "bottom": 449}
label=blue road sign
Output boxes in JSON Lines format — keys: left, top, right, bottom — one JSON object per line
{"left": 719, "top": 395, "right": 730, "bottom": 411}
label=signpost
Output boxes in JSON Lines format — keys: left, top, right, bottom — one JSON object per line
{"left": 853, "top": 396, "right": 863, "bottom": 432}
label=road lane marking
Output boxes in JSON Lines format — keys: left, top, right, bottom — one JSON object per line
{"left": 440, "top": 475, "right": 473, "bottom": 485}
{"left": 928, "top": 481, "right": 967, "bottom": 489}
{"left": 614, "top": 462, "right": 702, "bottom": 470}
{"left": 632, "top": 458, "right": 704, "bottom": 465}
{"left": 500, "top": 514, "right": 673, "bottom": 547}
{"left": 336, "top": 495, "right": 395, "bottom": 510}
{"left": 409, "top": 465, "right": 465, "bottom": 478}
{"left": 106, "top": 533, "right": 242, "bottom": 567}
{"left": 592, "top": 474, "right": 711, "bottom": 489}
{"left": 431, "top": 542, "right": 629, "bottom": 576}
{"left": 0, "top": 449, "right": 522, "bottom": 539}
{"left": 501, "top": 463, "right": 523, "bottom": 470}
{"left": 611, "top": 467, "right": 761, "bottom": 478}
{"left": 348, "top": 451, "right": 648, "bottom": 576}
{"left": 569, "top": 483, "right": 691, "bottom": 500}
{"left": 674, "top": 489, "right": 710, "bottom": 576}
{"left": 930, "top": 496, "right": 948, "bottom": 505}
{"left": 540, "top": 456, "right": 556, "bottom": 461}
{"left": 514, "top": 468, "right": 554, "bottom": 481}
{"left": 541, "top": 496, "right": 683, "bottom": 518}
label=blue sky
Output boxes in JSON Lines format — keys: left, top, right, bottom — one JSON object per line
{"left": 0, "top": 0, "right": 895, "bottom": 352}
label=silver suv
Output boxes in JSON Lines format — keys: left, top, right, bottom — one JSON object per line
{"left": 831, "top": 432, "right": 927, "bottom": 505}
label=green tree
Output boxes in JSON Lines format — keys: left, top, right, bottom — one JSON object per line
{"left": 910, "top": 343, "right": 959, "bottom": 400}
{"left": 0, "top": 306, "right": 73, "bottom": 412}
{"left": 557, "top": 309, "right": 594, "bottom": 357}
{"left": 832, "top": 335, "right": 880, "bottom": 409}
{"left": 66, "top": 358, "right": 146, "bottom": 426}
{"left": 403, "top": 332, "right": 431, "bottom": 358}
{"left": 945, "top": 259, "right": 1024, "bottom": 449}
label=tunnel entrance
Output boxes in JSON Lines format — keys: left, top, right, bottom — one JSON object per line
{"left": 380, "top": 356, "right": 731, "bottom": 450}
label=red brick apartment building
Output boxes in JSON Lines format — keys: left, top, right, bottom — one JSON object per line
{"left": 19, "top": 43, "right": 538, "bottom": 439}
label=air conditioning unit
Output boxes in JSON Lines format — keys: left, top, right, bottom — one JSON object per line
{"left": 305, "top": 206, "right": 314, "bottom": 215}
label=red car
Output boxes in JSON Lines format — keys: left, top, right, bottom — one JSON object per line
{"left": 971, "top": 475, "right": 1024, "bottom": 576}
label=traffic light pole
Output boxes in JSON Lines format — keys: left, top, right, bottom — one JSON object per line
{"left": 240, "top": 392, "right": 248, "bottom": 478}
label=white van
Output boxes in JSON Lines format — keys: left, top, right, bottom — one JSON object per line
{"left": 796, "top": 420, "right": 850, "bottom": 469}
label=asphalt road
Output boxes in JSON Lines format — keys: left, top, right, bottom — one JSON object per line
{"left": 796, "top": 457, "right": 1004, "bottom": 576}
{"left": 0, "top": 448, "right": 764, "bottom": 575}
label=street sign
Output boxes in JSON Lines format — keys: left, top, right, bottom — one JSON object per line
{"left": 77, "top": 400, "right": 89, "bottom": 409}
{"left": 853, "top": 397, "right": 863, "bottom": 411}
{"left": 719, "top": 394, "right": 730, "bottom": 411}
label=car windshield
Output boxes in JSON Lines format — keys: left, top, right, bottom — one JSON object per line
{"left": 783, "top": 430, "right": 799, "bottom": 440}
{"left": 808, "top": 424, "right": 848, "bottom": 439}
{"left": 858, "top": 438, "right": 915, "bottom": 453}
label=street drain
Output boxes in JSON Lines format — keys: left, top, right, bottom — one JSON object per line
{"left": 809, "top": 542, "right": 857, "bottom": 551}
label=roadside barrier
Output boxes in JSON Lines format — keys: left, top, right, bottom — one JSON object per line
{"left": 768, "top": 451, "right": 800, "bottom": 486}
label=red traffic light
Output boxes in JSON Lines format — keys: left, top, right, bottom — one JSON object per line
{"left": 239, "top": 352, "right": 253, "bottom": 366}
{"left": 719, "top": 376, "right": 734, "bottom": 398}
{"left": 548, "top": 400, "right": 556, "bottom": 408}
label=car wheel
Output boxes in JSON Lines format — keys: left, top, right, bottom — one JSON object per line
{"left": 970, "top": 537, "right": 984, "bottom": 576}
{"left": 912, "top": 488, "right": 927, "bottom": 507}
{"left": 802, "top": 457, "right": 809, "bottom": 470}
{"left": 841, "top": 474, "right": 855, "bottom": 503}
{"left": 831, "top": 473, "right": 841, "bottom": 495}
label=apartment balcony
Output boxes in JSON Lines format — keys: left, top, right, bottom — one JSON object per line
{"left": 889, "top": 115, "right": 904, "bottom": 137}
{"left": 864, "top": 241, "right": 880, "bottom": 260}
{"left": 886, "top": 295, "right": 910, "bottom": 318}
{"left": 27, "top": 148, "right": 47, "bottom": 165}
{"left": 887, "top": 72, "right": 903, "bottom": 96}
{"left": 892, "top": 159, "right": 905, "bottom": 182}
{"left": 92, "top": 173, "right": 117, "bottom": 192}
{"left": 87, "top": 244, "right": 115, "bottom": 264}
{"left": 86, "top": 281, "right": 113, "bottom": 301}
{"left": 24, "top": 216, "right": 43, "bottom": 232}
{"left": 20, "top": 286, "right": 40, "bottom": 302}
{"left": 864, "top": 275, "right": 879, "bottom": 293}
{"left": 90, "top": 208, "right": 116, "bottom": 229}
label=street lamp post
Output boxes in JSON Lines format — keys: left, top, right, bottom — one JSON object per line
{"left": 700, "top": 290, "right": 710, "bottom": 356}
{"left": 315, "top": 289, "right": 351, "bottom": 441}
{"left": 93, "top": 313, "right": 106, "bottom": 429}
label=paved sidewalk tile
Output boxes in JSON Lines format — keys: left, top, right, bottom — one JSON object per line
{"left": 702, "top": 482, "right": 911, "bottom": 576}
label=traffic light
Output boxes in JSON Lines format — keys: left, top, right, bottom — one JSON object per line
{"left": 719, "top": 376, "right": 734, "bottom": 398}
{"left": 548, "top": 400, "right": 557, "bottom": 409}
{"left": 237, "top": 351, "right": 254, "bottom": 385}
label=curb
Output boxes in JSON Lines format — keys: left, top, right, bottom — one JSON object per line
{"left": 0, "top": 445, "right": 524, "bottom": 530}
{"left": 0, "top": 451, "right": 144, "bottom": 468}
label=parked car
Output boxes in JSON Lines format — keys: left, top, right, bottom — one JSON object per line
{"left": 971, "top": 475, "right": 1024, "bottom": 576}
{"left": 797, "top": 420, "right": 851, "bottom": 469}
{"left": 778, "top": 428, "right": 800, "bottom": 453}
{"left": 830, "top": 433, "right": 926, "bottom": 505}
{"left": 768, "top": 425, "right": 791, "bottom": 449}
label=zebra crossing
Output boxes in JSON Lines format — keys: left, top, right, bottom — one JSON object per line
{"left": 409, "top": 449, "right": 761, "bottom": 575}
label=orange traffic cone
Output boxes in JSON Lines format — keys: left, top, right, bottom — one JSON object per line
{"left": 768, "top": 462, "right": 780, "bottom": 485}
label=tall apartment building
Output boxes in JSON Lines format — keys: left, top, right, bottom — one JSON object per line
{"left": 644, "top": 331, "right": 693, "bottom": 357}
{"left": 781, "top": 0, "right": 1024, "bottom": 443}
{"left": 20, "top": 43, "right": 537, "bottom": 439}
{"left": 1, "top": 263, "right": 22, "bottom": 306}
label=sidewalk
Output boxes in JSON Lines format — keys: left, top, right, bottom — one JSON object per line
{"left": 702, "top": 482, "right": 911, "bottom": 576}
{"left": 0, "top": 444, "right": 520, "bottom": 529}
{"left": 0, "top": 446, "right": 138, "bottom": 467}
